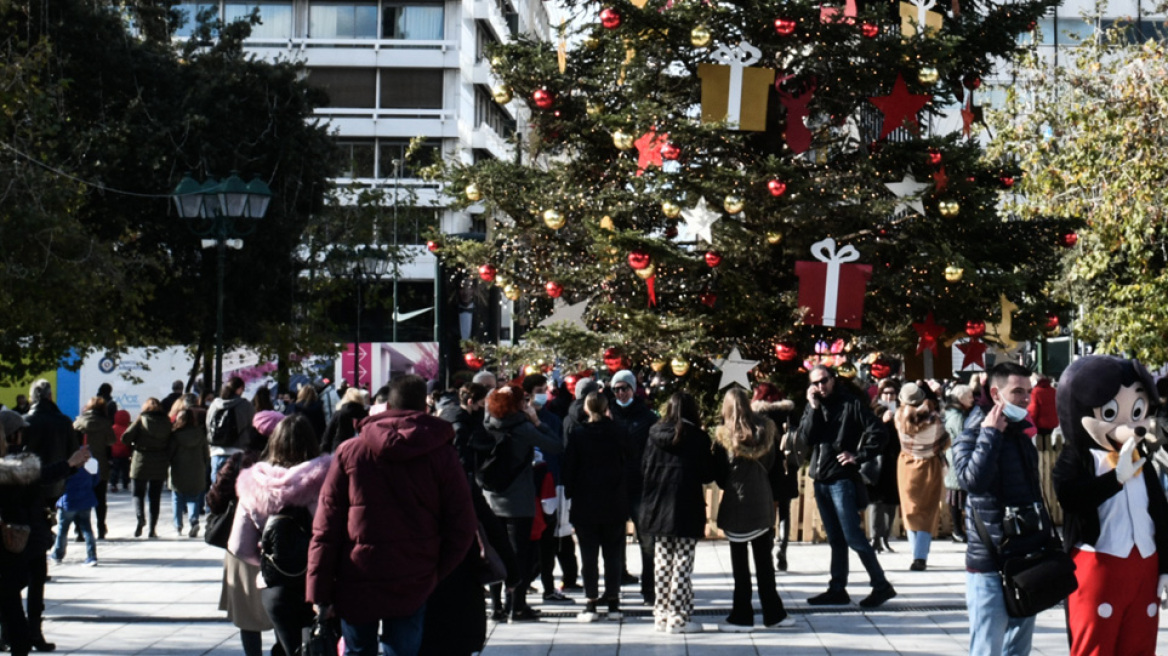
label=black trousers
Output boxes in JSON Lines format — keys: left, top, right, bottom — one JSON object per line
{"left": 536, "top": 513, "right": 579, "bottom": 592}
{"left": 0, "top": 568, "right": 30, "bottom": 655}
{"left": 490, "top": 517, "right": 534, "bottom": 613}
{"left": 728, "top": 529, "right": 786, "bottom": 626}
{"left": 261, "top": 581, "right": 312, "bottom": 656}
{"left": 629, "top": 498, "right": 655, "bottom": 602}
{"left": 574, "top": 521, "right": 625, "bottom": 601}
{"left": 132, "top": 478, "right": 163, "bottom": 530}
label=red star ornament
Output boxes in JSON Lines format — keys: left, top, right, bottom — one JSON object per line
{"left": 933, "top": 164, "right": 949, "bottom": 192}
{"left": 913, "top": 311, "right": 946, "bottom": 356}
{"left": 869, "top": 74, "right": 932, "bottom": 140}
{"left": 957, "top": 337, "right": 988, "bottom": 369}
{"left": 961, "top": 103, "right": 975, "bottom": 138}
{"left": 634, "top": 128, "right": 669, "bottom": 176}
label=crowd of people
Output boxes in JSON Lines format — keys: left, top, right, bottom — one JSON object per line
{"left": 0, "top": 356, "right": 1157, "bottom": 656}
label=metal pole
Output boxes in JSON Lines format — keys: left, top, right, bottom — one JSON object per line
{"left": 392, "top": 159, "right": 401, "bottom": 344}
{"left": 215, "top": 231, "right": 226, "bottom": 392}
{"left": 355, "top": 269, "right": 362, "bottom": 388}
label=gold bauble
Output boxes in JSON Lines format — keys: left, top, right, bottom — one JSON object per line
{"left": 523, "top": 364, "right": 539, "bottom": 375}
{"left": 670, "top": 357, "right": 690, "bottom": 377}
{"left": 503, "top": 283, "right": 521, "bottom": 301}
{"left": 465, "top": 183, "right": 482, "bottom": 202}
{"left": 918, "top": 67, "right": 940, "bottom": 85}
{"left": 599, "top": 215, "right": 616, "bottom": 231}
{"left": 723, "top": 194, "right": 744, "bottom": 214}
{"left": 650, "top": 359, "right": 667, "bottom": 372}
{"left": 690, "top": 25, "right": 712, "bottom": 48}
{"left": 586, "top": 102, "right": 603, "bottom": 117}
{"left": 491, "top": 84, "right": 513, "bottom": 104}
{"left": 613, "top": 130, "right": 635, "bottom": 150}
{"left": 634, "top": 263, "right": 656, "bottom": 280}
{"left": 490, "top": 55, "right": 504, "bottom": 70}
{"left": 939, "top": 200, "right": 960, "bottom": 217}
{"left": 543, "top": 208, "right": 566, "bottom": 230}
{"left": 766, "top": 231, "right": 783, "bottom": 245}
{"left": 584, "top": 36, "right": 601, "bottom": 50}
{"left": 944, "top": 265, "right": 964, "bottom": 282}
{"left": 662, "top": 200, "right": 681, "bottom": 218}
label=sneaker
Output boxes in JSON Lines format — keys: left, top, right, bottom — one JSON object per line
{"left": 765, "top": 616, "right": 796, "bottom": 629}
{"left": 620, "top": 572, "right": 639, "bottom": 586}
{"left": 654, "top": 619, "right": 667, "bottom": 633}
{"left": 189, "top": 524, "right": 200, "bottom": 538}
{"left": 48, "top": 554, "right": 62, "bottom": 565}
{"left": 577, "top": 601, "right": 600, "bottom": 623}
{"left": 718, "top": 621, "right": 753, "bottom": 633}
{"left": 84, "top": 559, "right": 97, "bottom": 567}
{"left": 668, "top": 621, "right": 703, "bottom": 634}
{"left": 176, "top": 528, "right": 184, "bottom": 537}
{"left": 910, "top": 559, "right": 927, "bottom": 571}
{"left": 859, "top": 585, "right": 897, "bottom": 609}
{"left": 807, "top": 590, "right": 851, "bottom": 605}
{"left": 509, "top": 607, "right": 541, "bottom": 623}
{"left": 561, "top": 583, "right": 584, "bottom": 593}
{"left": 542, "top": 590, "right": 574, "bottom": 605}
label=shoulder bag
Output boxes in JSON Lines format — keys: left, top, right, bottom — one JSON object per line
{"left": 204, "top": 500, "right": 236, "bottom": 549}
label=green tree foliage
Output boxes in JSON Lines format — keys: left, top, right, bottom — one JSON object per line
{"left": 437, "top": 0, "right": 1073, "bottom": 397}
{"left": 991, "top": 23, "right": 1168, "bottom": 363}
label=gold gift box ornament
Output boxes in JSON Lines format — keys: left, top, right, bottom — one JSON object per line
{"left": 697, "top": 41, "right": 776, "bottom": 132}
{"left": 900, "top": 0, "right": 943, "bottom": 37}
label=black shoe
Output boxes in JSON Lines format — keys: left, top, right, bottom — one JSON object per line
{"left": 777, "top": 552, "right": 788, "bottom": 572}
{"left": 910, "top": 559, "right": 927, "bottom": 571}
{"left": 74, "top": 535, "right": 83, "bottom": 543}
{"left": 489, "top": 609, "right": 506, "bottom": 623}
{"left": 562, "top": 583, "right": 584, "bottom": 592}
{"left": 620, "top": 572, "right": 639, "bottom": 586}
{"left": 30, "top": 637, "right": 55, "bottom": 652}
{"left": 134, "top": 521, "right": 144, "bottom": 538}
{"left": 859, "top": 586, "right": 897, "bottom": 609}
{"left": 148, "top": 530, "right": 158, "bottom": 539}
{"left": 807, "top": 590, "right": 850, "bottom": 605}
{"left": 871, "top": 538, "right": 883, "bottom": 553}
{"left": 189, "top": 523, "right": 199, "bottom": 538}
{"left": 882, "top": 538, "right": 895, "bottom": 553}
{"left": 97, "top": 526, "right": 107, "bottom": 540}
{"left": 606, "top": 598, "right": 622, "bottom": 620}
{"left": 509, "top": 607, "right": 541, "bottom": 623}
{"left": 542, "top": 591, "right": 574, "bottom": 605}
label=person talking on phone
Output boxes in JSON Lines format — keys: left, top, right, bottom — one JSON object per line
{"left": 798, "top": 365, "right": 896, "bottom": 609}
{"left": 952, "top": 361, "right": 1046, "bottom": 655}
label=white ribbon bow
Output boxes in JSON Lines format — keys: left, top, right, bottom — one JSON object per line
{"left": 712, "top": 42, "right": 762, "bottom": 127}
{"left": 810, "top": 238, "right": 860, "bottom": 327}
{"left": 912, "top": 0, "right": 937, "bottom": 28}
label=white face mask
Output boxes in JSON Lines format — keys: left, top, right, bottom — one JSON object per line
{"left": 616, "top": 397, "right": 633, "bottom": 408}
{"left": 533, "top": 393, "right": 548, "bottom": 408}
{"left": 1002, "top": 401, "right": 1028, "bottom": 423}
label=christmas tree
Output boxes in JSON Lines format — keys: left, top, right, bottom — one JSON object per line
{"left": 433, "top": 0, "right": 1076, "bottom": 399}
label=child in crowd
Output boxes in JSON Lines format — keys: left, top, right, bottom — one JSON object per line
{"left": 51, "top": 450, "right": 99, "bottom": 566}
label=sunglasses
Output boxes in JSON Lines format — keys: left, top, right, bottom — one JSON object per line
{"left": 810, "top": 379, "right": 831, "bottom": 386}
{"left": 612, "top": 385, "right": 632, "bottom": 392}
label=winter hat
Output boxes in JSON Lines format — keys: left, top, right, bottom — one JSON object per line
{"left": 611, "top": 370, "right": 637, "bottom": 391}
{"left": 574, "top": 377, "right": 599, "bottom": 400}
{"left": 472, "top": 371, "right": 497, "bottom": 386}
{"left": 898, "top": 382, "right": 926, "bottom": 407}
{"left": 252, "top": 410, "right": 285, "bottom": 437}
{"left": 0, "top": 409, "right": 29, "bottom": 441}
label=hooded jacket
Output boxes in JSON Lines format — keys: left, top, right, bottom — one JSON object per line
{"left": 123, "top": 410, "right": 172, "bottom": 481}
{"left": 713, "top": 418, "right": 782, "bottom": 535}
{"left": 319, "top": 401, "right": 368, "bottom": 453}
{"left": 74, "top": 410, "right": 116, "bottom": 482}
{"left": 307, "top": 409, "right": 477, "bottom": 623}
{"left": 206, "top": 396, "right": 257, "bottom": 455}
{"left": 640, "top": 420, "right": 714, "bottom": 538}
{"left": 481, "top": 412, "right": 563, "bottom": 518}
{"left": 798, "top": 387, "right": 884, "bottom": 484}
{"left": 110, "top": 410, "right": 132, "bottom": 459}
{"left": 562, "top": 417, "right": 630, "bottom": 525}
{"left": 230, "top": 454, "right": 333, "bottom": 569}
{"left": 23, "top": 399, "right": 80, "bottom": 500}
{"left": 169, "top": 424, "right": 211, "bottom": 496}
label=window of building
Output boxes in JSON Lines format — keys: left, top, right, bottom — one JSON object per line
{"left": 391, "top": 207, "right": 439, "bottom": 245}
{"left": 475, "top": 22, "right": 499, "bottom": 61}
{"left": 225, "top": 1, "right": 294, "bottom": 39}
{"left": 383, "top": 2, "right": 444, "bottom": 39}
{"left": 380, "top": 69, "right": 443, "bottom": 108}
{"left": 173, "top": 2, "right": 219, "bottom": 37}
{"left": 474, "top": 86, "right": 515, "bottom": 137}
{"left": 309, "top": 1, "right": 378, "bottom": 38}
{"left": 336, "top": 140, "right": 377, "bottom": 178}
{"left": 307, "top": 68, "right": 377, "bottom": 108}
{"left": 379, "top": 140, "right": 441, "bottom": 178}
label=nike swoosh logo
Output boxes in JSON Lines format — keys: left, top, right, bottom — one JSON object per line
{"left": 393, "top": 307, "right": 433, "bottom": 322}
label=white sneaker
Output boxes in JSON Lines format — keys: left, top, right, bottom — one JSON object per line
{"left": 668, "top": 621, "right": 703, "bottom": 634}
{"left": 718, "top": 621, "right": 754, "bottom": 633}
{"left": 654, "top": 621, "right": 667, "bottom": 633}
{"left": 765, "top": 616, "right": 796, "bottom": 628}
{"left": 577, "top": 610, "right": 600, "bottom": 623}
{"left": 84, "top": 559, "right": 98, "bottom": 567}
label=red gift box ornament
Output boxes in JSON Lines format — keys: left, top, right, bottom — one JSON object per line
{"left": 795, "top": 238, "right": 872, "bottom": 329}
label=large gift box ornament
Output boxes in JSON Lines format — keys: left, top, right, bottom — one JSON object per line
{"left": 698, "top": 42, "right": 776, "bottom": 132}
{"left": 900, "top": 0, "right": 943, "bottom": 37}
{"left": 795, "top": 238, "right": 872, "bottom": 329}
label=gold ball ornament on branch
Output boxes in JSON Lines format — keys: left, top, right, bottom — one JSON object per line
{"left": 918, "top": 67, "right": 940, "bottom": 85}
{"left": 766, "top": 231, "right": 783, "bottom": 244}
{"left": 465, "top": 183, "right": 482, "bottom": 202}
{"left": 690, "top": 25, "right": 712, "bottom": 47}
{"left": 650, "top": 359, "right": 666, "bottom": 372}
{"left": 944, "top": 265, "right": 964, "bottom": 282}
{"left": 599, "top": 216, "right": 616, "bottom": 231}
{"left": 612, "top": 130, "right": 635, "bottom": 150}
{"left": 670, "top": 357, "right": 690, "bottom": 377}
{"left": 723, "top": 194, "right": 744, "bottom": 214}
{"left": 634, "top": 263, "right": 656, "bottom": 280}
{"left": 586, "top": 102, "right": 603, "bottom": 117}
{"left": 938, "top": 200, "right": 960, "bottom": 217}
{"left": 503, "top": 283, "right": 521, "bottom": 301}
{"left": 491, "top": 84, "right": 513, "bottom": 104}
{"left": 543, "top": 208, "right": 566, "bottom": 230}
{"left": 662, "top": 200, "right": 681, "bottom": 218}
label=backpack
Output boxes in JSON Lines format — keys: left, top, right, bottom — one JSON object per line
{"left": 476, "top": 427, "right": 532, "bottom": 493}
{"left": 209, "top": 406, "right": 240, "bottom": 448}
{"left": 259, "top": 505, "right": 314, "bottom": 587}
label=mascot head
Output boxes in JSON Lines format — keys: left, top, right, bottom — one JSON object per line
{"left": 1056, "top": 355, "right": 1158, "bottom": 453}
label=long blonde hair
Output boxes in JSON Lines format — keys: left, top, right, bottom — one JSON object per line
{"left": 720, "top": 388, "right": 758, "bottom": 446}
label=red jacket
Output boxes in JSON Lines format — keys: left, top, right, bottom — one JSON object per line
{"left": 306, "top": 409, "right": 476, "bottom": 623}
{"left": 1027, "top": 379, "right": 1059, "bottom": 432}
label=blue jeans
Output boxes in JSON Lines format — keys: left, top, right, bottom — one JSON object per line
{"left": 210, "top": 454, "right": 230, "bottom": 485}
{"left": 813, "top": 478, "right": 889, "bottom": 592}
{"left": 53, "top": 509, "right": 96, "bottom": 563}
{"left": 173, "top": 491, "right": 205, "bottom": 530}
{"left": 908, "top": 529, "right": 932, "bottom": 560}
{"left": 340, "top": 604, "right": 426, "bottom": 656}
{"left": 966, "top": 571, "right": 1035, "bottom": 655}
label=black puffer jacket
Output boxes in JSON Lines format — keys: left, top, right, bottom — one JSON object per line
{"left": 320, "top": 401, "right": 368, "bottom": 453}
{"left": 798, "top": 389, "right": 883, "bottom": 484}
{"left": 563, "top": 417, "right": 630, "bottom": 525}
{"left": 610, "top": 398, "right": 657, "bottom": 502}
{"left": 0, "top": 454, "right": 73, "bottom": 564}
{"left": 712, "top": 418, "right": 782, "bottom": 535}
{"left": 640, "top": 420, "right": 714, "bottom": 539}
{"left": 953, "top": 415, "right": 1051, "bottom": 573}
{"left": 23, "top": 399, "right": 80, "bottom": 500}
{"left": 436, "top": 402, "right": 488, "bottom": 477}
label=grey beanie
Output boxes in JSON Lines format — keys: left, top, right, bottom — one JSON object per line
{"left": 575, "top": 377, "right": 599, "bottom": 400}
{"left": 611, "top": 370, "right": 637, "bottom": 391}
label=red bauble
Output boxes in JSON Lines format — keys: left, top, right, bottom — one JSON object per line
{"left": 1046, "top": 315, "right": 1060, "bottom": 331}
{"left": 564, "top": 375, "right": 579, "bottom": 396}
{"left": 704, "top": 251, "right": 722, "bottom": 268}
{"left": 700, "top": 291, "right": 717, "bottom": 308}
{"left": 767, "top": 179, "right": 788, "bottom": 197}
{"left": 603, "top": 347, "right": 624, "bottom": 373}
{"left": 1000, "top": 176, "right": 1015, "bottom": 189}
{"left": 627, "top": 249, "right": 652, "bottom": 270}
{"left": 600, "top": 7, "right": 621, "bottom": 29}
{"left": 532, "top": 88, "right": 554, "bottom": 110}
{"left": 774, "top": 18, "right": 797, "bottom": 35}
{"left": 966, "top": 320, "right": 986, "bottom": 337}
{"left": 478, "top": 263, "right": 497, "bottom": 282}
{"left": 928, "top": 150, "right": 943, "bottom": 166}
{"left": 1060, "top": 232, "right": 1079, "bottom": 248}
{"left": 870, "top": 361, "right": 892, "bottom": 379}
{"left": 545, "top": 280, "right": 563, "bottom": 298}
{"left": 861, "top": 22, "right": 880, "bottom": 38}
{"left": 464, "top": 352, "right": 485, "bottom": 370}
{"left": 774, "top": 342, "right": 798, "bottom": 362}
{"left": 426, "top": 240, "right": 440, "bottom": 253}
{"left": 964, "top": 74, "right": 982, "bottom": 90}
{"left": 660, "top": 142, "right": 681, "bottom": 161}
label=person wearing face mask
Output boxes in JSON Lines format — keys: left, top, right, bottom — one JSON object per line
{"left": 953, "top": 361, "right": 1048, "bottom": 655}
{"left": 607, "top": 369, "right": 659, "bottom": 606}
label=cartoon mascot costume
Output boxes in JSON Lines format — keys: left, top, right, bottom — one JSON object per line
{"left": 1054, "top": 355, "right": 1168, "bottom": 656}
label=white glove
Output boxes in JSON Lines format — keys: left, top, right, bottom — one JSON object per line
{"left": 1159, "top": 574, "right": 1168, "bottom": 610}
{"left": 1115, "top": 437, "right": 1146, "bottom": 485}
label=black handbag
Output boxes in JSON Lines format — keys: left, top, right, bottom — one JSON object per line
{"left": 302, "top": 610, "right": 340, "bottom": 656}
{"left": 204, "top": 500, "right": 236, "bottom": 549}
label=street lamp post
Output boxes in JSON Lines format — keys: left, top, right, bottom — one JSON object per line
{"left": 326, "top": 244, "right": 390, "bottom": 388}
{"left": 172, "top": 171, "right": 272, "bottom": 393}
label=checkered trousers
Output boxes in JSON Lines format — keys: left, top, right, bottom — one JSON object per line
{"left": 653, "top": 536, "right": 697, "bottom": 627}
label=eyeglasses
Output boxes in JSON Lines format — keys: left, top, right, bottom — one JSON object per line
{"left": 612, "top": 385, "right": 632, "bottom": 393}
{"left": 810, "top": 379, "right": 832, "bottom": 387}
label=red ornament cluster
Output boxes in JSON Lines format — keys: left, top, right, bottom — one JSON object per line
{"left": 861, "top": 22, "right": 880, "bottom": 38}
{"left": 774, "top": 18, "right": 797, "bottom": 35}
{"left": 600, "top": 7, "right": 621, "bottom": 29}
{"left": 966, "top": 320, "right": 986, "bottom": 337}
{"left": 478, "top": 263, "right": 497, "bottom": 282}
{"left": 774, "top": 342, "right": 798, "bottom": 362}
{"left": 464, "top": 352, "right": 485, "bottom": 370}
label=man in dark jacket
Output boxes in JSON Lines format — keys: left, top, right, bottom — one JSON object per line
{"left": 308, "top": 374, "right": 476, "bottom": 656}
{"left": 953, "top": 361, "right": 1047, "bottom": 655}
{"left": 205, "top": 376, "right": 256, "bottom": 483}
{"left": 608, "top": 369, "right": 658, "bottom": 605}
{"left": 797, "top": 365, "right": 895, "bottom": 608}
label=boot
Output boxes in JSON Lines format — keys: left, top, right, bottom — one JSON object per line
{"left": 871, "top": 537, "right": 883, "bottom": 553}
{"left": 133, "top": 496, "right": 146, "bottom": 538}
{"left": 776, "top": 519, "right": 790, "bottom": 572}
{"left": 882, "top": 537, "right": 895, "bottom": 553}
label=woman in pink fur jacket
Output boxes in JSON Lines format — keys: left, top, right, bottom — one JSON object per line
{"left": 229, "top": 415, "right": 331, "bottom": 656}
